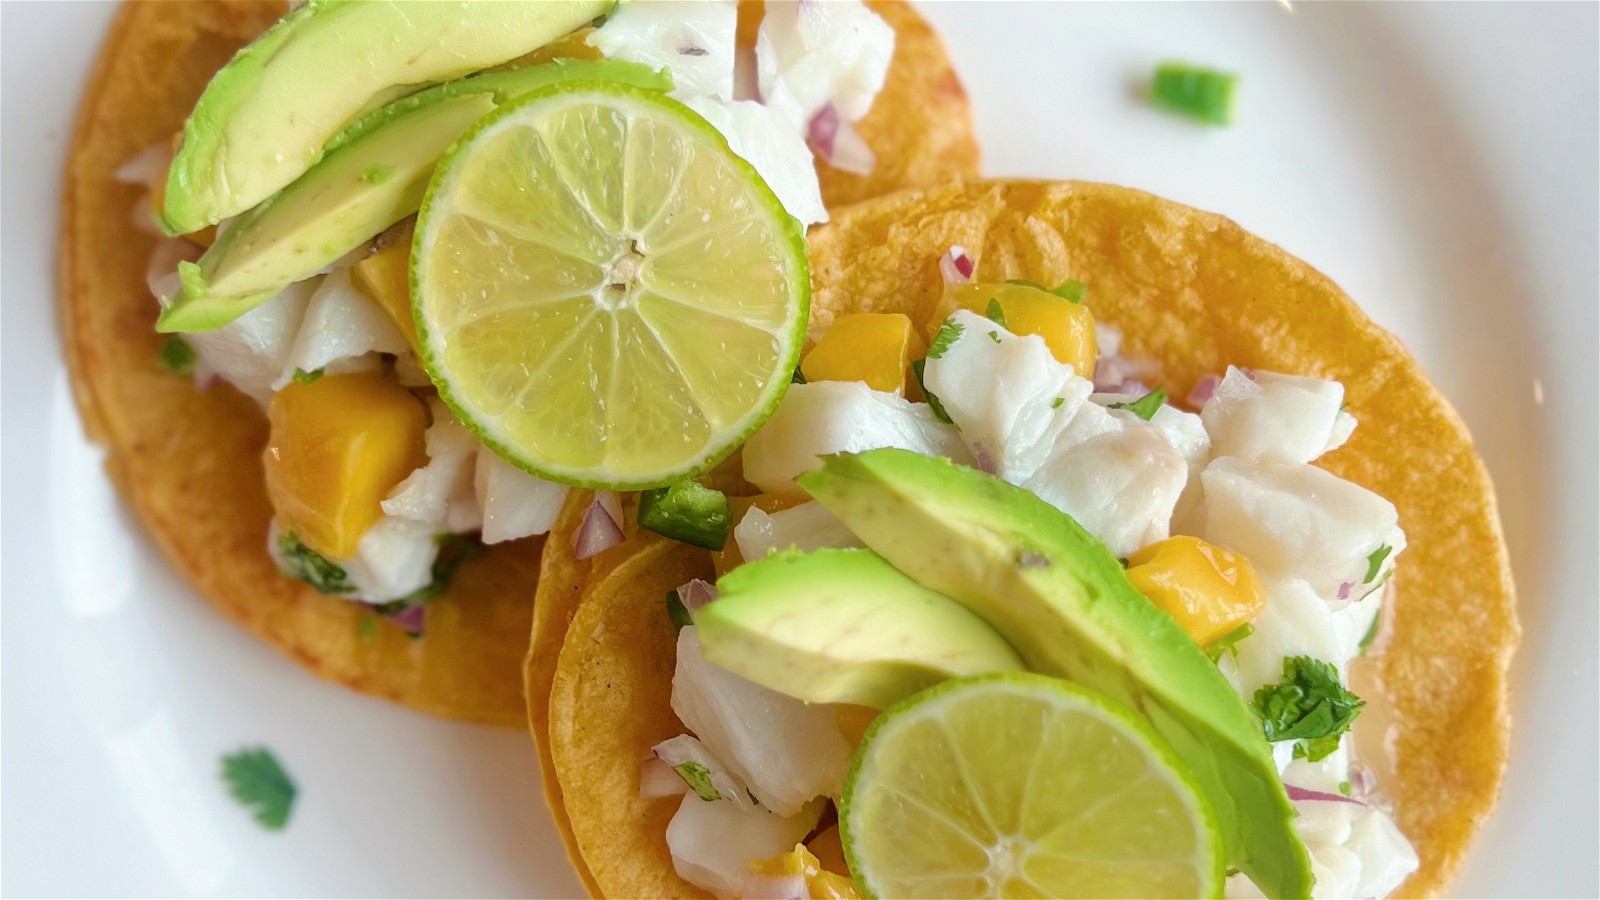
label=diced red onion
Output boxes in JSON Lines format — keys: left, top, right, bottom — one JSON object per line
{"left": 1240, "top": 366, "right": 1258, "bottom": 381}
{"left": 146, "top": 237, "right": 203, "bottom": 302}
{"left": 939, "top": 246, "right": 974, "bottom": 285}
{"left": 674, "top": 578, "right": 719, "bottom": 612}
{"left": 385, "top": 604, "right": 427, "bottom": 636}
{"left": 678, "top": 43, "right": 708, "bottom": 57}
{"left": 113, "top": 142, "right": 171, "bottom": 187}
{"left": 1093, "top": 353, "right": 1159, "bottom": 395}
{"left": 1186, "top": 374, "right": 1221, "bottom": 409}
{"left": 639, "top": 758, "right": 688, "bottom": 800}
{"left": 573, "top": 492, "right": 625, "bottom": 560}
{"left": 1336, "top": 581, "right": 1354, "bottom": 601}
{"left": 969, "top": 440, "right": 998, "bottom": 475}
{"left": 807, "top": 105, "right": 875, "bottom": 175}
{"left": 1286, "top": 784, "right": 1365, "bottom": 806}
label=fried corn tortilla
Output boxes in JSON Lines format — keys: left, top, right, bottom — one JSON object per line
{"left": 534, "top": 179, "right": 1518, "bottom": 896}
{"left": 62, "top": 0, "right": 978, "bottom": 726}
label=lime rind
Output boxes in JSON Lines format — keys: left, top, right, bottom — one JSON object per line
{"left": 412, "top": 80, "right": 809, "bottom": 490}
{"left": 840, "top": 672, "right": 1226, "bottom": 900}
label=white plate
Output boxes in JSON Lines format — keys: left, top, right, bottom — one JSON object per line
{"left": 3, "top": 2, "right": 1595, "bottom": 896}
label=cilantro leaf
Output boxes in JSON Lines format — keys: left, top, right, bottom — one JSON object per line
{"left": 277, "top": 533, "right": 353, "bottom": 595}
{"left": 987, "top": 330, "right": 1001, "bottom": 343}
{"left": 1205, "top": 623, "right": 1255, "bottom": 663}
{"left": 790, "top": 367, "right": 807, "bottom": 385}
{"left": 911, "top": 358, "right": 954, "bottom": 426}
{"left": 1050, "top": 396, "right": 1066, "bottom": 409}
{"left": 1109, "top": 387, "right": 1167, "bottom": 422}
{"left": 673, "top": 761, "right": 721, "bottom": 801}
{"left": 1358, "top": 612, "right": 1381, "bottom": 655}
{"left": 1005, "top": 278, "right": 1085, "bottom": 303}
{"left": 984, "top": 298, "right": 1008, "bottom": 329}
{"left": 1364, "top": 544, "right": 1392, "bottom": 583}
{"left": 1052, "top": 279, "right": 1087, "bottom": 303}
{"left": 157, "top": 336, "right": 197, "bottom": 376}
{"left": 665, "top": 589, "right": 693, "bottom": 631}
{"left": 221, "top": 747, "right": 296, "bottom": 831}
{"left": 926, "top": 319, "right": 964, "bottom": 359}
{"left": 1251, "top": 656, "right": 1365, "bottom": 762}
{"left": 292, "top": 367, "right": 324, "bottom": 385}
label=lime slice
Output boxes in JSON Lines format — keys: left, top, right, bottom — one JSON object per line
{"left": 413, "top": 81, "right": 809, "bottom": 489}
{"left": 841, "top": 673, "right": 1224, "bottom": 899}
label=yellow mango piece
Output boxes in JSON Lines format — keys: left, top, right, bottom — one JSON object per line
{"left": 264, "top": 372, "right": 429, "bottom": 559}
{"left": 711, "top": 493, "right": 807, "bottom": 578}
{"left": 749, "top": 843, "right": 859, "bottom": 899}
{"left": 801, "top": 313, "right": 924, "bottom": 395}
{"left": 350, "top": 243, "right": 420, "bottom": 352}
{"left": 927, "top": 282, "right": 1098, "bottom": 378}
{"left": 1125, "top": 536, "right": 1267, "bottom": 645}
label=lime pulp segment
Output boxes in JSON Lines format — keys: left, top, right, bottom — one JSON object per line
{"left": 413, "top": 82, "right": 809, "bottom": 489}
{"left": 841, "top": 673, "right": 1225, "bottom": 899}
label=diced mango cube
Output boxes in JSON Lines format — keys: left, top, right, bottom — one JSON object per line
{"left": 749, "top": 843, "right": 859, "bottom": 899}
{"left": 801, "top": 313, "right": 924, "bottom": 395}
{"left": 350, "top": 243, "right": 420, "bottom": 352}
{"left": 711, "top": 493, "right": 806, "bottom": 578}
{"left": 927, "top": 282, "right": 1097, "bottom": 378}
{"left": 1125, "top": 536, "right": 1267, "bottom": 645}
{"left": 264, "top": 372, "right": 429, "bottom": 559}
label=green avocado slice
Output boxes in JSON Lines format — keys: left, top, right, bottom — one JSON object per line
{"left": 698, "top": 548, "right": 1025, "bottom": 708}
{"left": 157, "top": 59, "right": 670, "bottom": 334}
{"left": 162, "top": 0, "right": 613, "bottom": 235}
{"left": 798, "top": 448, "right": 1313, "bottom": 899}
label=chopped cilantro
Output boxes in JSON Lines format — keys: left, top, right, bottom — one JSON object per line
{"left": 1109, "top": 387, "right": 1167, "bottom": 422}
{"left": 1364, "top": 544, "right": 1393, "bottom": 583}
{"left": 987, "top": 330, "right": 1001, "bottom": 343}
{"left": 1005, "top": 278, "right": 1085, "bottom": 303}
{"left": 638, "top": 481, "right": 732, "bottom": 551}
{"left": 221, "top": 747, "right": 296, "bottom": 831}
{"left": 911, "top": 358, "right": 954, "bottom": 426}
{"left": 791, "top": 367, "right": 807, "bottom": 385}
{"left": 666, "top": 589, "right": 693, "bottom": 631}
{"left": 1053, "top": 279, "right": 1087, "bottom": 303}
{"left": 361, "top": 163, "right": 395, "bottom": 185}
{"left": 292, "top": 367, "right": 324, "bottom": 385}
{"left": 157, "top": 336, "right": 197, "bottom": 376}
{"left": 926, "top": 319, "right": 964, "bottom": 359}
{"left": 277, "top": 533, "right": 353, "bottom": 595}
{"left": 1251, "top": 656, "right": 1365, "bottom": 763}
{"left": 1338, "top": 780, "right": 1352, "bottom": 796}
{"left": 1205, "top": 623, "right": 1255, "bottom": 662}
{"left": 1358, "top": 612, "right": 1381, "bottom": 655}
{"left": 673, "top": 761, "right": 721, "bottom": 801}
{"left": 1117, "top": 557, "right": 1130, "bottom": 569}
{"left": 1151, "top": 62, "right": 1238, "bottom": 126}
{"left": 1051, "top": 396, "right": 1066, "bottom": 409}
{"left": 984, "top": 298, "right": 1008, "bottom": 329}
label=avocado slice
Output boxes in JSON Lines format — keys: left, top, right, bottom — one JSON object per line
{"left": 798, "top": 449, "right": 1313, "bottom": 899}
{"left": 698, "top": 548, "right": 1024, "bottom": 708}
{"left": 157, "top": 59, "right": 671, "bottom": 333}
{"left": 162, "top": 0, "right": 614, "bottom": 235}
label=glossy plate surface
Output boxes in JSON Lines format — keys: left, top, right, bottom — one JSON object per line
{"left": 3, "top": 2, "right": 1595, "bottom": 896}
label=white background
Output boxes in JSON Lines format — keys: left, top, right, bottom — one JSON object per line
{"left": 3, "top": 2, "right": 1596, "bottom": 897}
